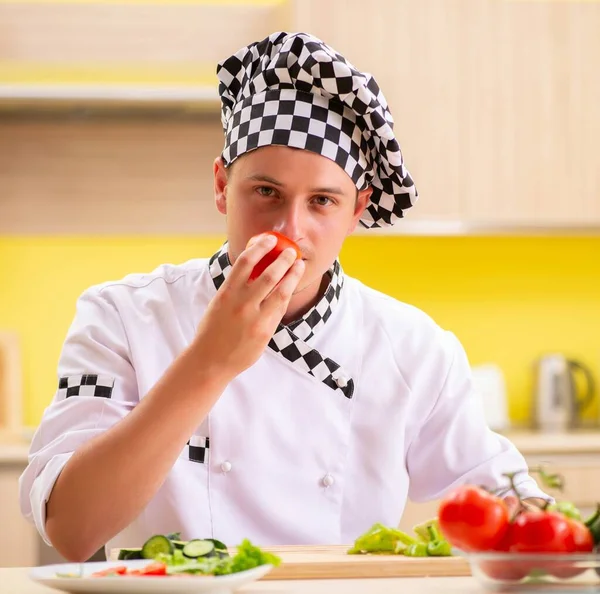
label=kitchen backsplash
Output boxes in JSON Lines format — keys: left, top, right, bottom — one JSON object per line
{"left": 0, "top": 234, "right": 598, "bottom": 427}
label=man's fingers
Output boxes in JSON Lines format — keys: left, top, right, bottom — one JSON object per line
{"left": 261, "top": 258, "right": 305, "bottom": 318}
{"left": 250, "top": 247, "right": 300, "bottom": 301}
{"left": 224, "top": 234, "right": 277, "bottom": 290}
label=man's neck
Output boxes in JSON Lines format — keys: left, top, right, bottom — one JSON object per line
{"left": 281, "top": 273, "right": 330, "bottom": 326}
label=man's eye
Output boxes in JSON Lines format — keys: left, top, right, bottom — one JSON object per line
{"left": 257, "top": 186, "right": 275, "bottom": 196}
{"left": 314, "top": 196, "right": 333, "bottom": 206}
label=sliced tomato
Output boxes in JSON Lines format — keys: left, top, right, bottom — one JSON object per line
{"left": 438, "top": 485, "right": 510, "bottom": 552}
{"left": 138, "top": 562, "right": 167, "bottom": 576}
{"left": 246, "top": 231, "right": 303, "bottom": 281}
{"left": 125, "top": 562, "right": 168, "bottom": 577}
{"left": 91, "top": 565, "right": 128, "bottom": 577}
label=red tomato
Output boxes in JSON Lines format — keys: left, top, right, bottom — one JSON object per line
{"left": 510, "top": 511, "right": 576, "bottom": 554}
{"left": 569, "top": 519, "right": 595, "bottom": 553}
{"left": 547, "top": 518, "right": 594, "bottom": 579}
{"left": 246, "top": 231, "right": 303, "bottom": 281}
{"left": 438, "top": 485, "right": 510, "bottom": 552}
{"left": 477, "top": 524, "right": 530, "bottom": 582}
{"left": 127, "top": 562, "right": 167, "bottom": 576}
{"left": 91, "top": 565, "right": 128, "bottom": 577}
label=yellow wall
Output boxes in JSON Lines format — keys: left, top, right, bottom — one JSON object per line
{"left": 1, "top": 235, "right": 599, "bottom": 427}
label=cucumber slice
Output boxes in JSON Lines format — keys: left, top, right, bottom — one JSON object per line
{"left": 118, "top": 548, "right": 143, "bottom": 560}
{"left": 170, "top": 540, "right": 188, "bottom": 550}
{"left": 216, "top": 549, "right": 230, "bottom": 559}
{"left": 206, "top": 538, "right": 228, "bottom": 551}
{"left": 141, "top": 535, "right": 174, "bottom": 559}
{"left": 182, "top": 539, "right": 215, "bottom": 558}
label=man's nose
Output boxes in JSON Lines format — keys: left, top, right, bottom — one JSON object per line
{"left": 272, "top": 202, "right": 305, "bottom": 242}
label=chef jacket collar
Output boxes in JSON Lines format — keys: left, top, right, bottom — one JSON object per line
{"left": 208, "top": 241, "right": 344, "bottom": 341}
{"left": 208, "top": 242, "right": 353, "bottom": 399}
{"left": 209, "top": 242, "right": 344, "bottom": 341}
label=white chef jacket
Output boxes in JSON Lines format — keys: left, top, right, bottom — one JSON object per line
{"left": 19, "top": 243, "right": 548, "bottom": 557}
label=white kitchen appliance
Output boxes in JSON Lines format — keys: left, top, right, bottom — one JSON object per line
{"left": 471, "top": 363, "right": 510, "bottom": 431}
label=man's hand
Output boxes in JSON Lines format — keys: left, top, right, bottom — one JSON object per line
{"left": 193, "top": 233, "right": 305, "bottom": 379}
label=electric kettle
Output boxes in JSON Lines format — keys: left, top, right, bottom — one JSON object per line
{"left": 532, "top": 354, "right": 596, "bottom": 432}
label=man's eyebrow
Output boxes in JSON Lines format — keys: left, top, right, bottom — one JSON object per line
{"left": 247, "top": 174, "right": 284, "bottom": 186}
{"left": 247, "top": 174, "right": 345, "bottom": 195}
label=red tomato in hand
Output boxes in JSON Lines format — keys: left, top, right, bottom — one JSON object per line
{"left": 247, "top": 231, "right": 303, "bottom": 281}
{"left": 438, "top": 485, "right": 510, "bottom": 552}
{"left": 510, "top": 510, "right": 576, "bottom": 553}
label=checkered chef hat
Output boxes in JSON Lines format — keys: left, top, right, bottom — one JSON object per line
{"left": 216, "top": 31, "right": 418, "bottom": 229}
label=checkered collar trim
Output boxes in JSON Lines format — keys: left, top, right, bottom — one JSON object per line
{"left": 208, "top": 243, "right": 353, "bottom": 399}
{"left": 208, "top": 242, "right": 344, "bottom": 341}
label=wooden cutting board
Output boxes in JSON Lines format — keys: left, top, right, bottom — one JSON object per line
{"left": 256, "top": 545, "right": 471, "bottom": 580}
{"left": 110, "top": 545, "right": 471, "bottom": 580}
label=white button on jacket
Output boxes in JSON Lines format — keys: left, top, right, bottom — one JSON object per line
{"left": 18, "top": 252, "right": 548, "bottom": 558}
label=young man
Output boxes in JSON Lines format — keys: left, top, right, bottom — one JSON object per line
{"left": 19, "top": 32, "right": 548, "bottom": 562}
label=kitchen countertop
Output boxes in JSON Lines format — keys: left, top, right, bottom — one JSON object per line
{"left": 1, "top": 428, "right": 599, "bottom": 464}
{"left": 500, "top": 428, "right": 600, "bottom": 455}
{"left": 2, "top": 567, "right": 482, "bottom": 593}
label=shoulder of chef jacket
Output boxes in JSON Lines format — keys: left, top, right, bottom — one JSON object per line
{"left": 18, "top": 256, "right": 550, "bottom": 552}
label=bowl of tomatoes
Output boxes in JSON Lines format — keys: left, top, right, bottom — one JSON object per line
{"left": 464, "top": 549, "right": 600, "bottom": 591}
{"left": 438, "top": 468, "right": 600, "bottom": 591}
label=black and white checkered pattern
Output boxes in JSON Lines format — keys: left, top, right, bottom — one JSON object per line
{"left": 208, "top": 243, "right": 353, "bottom": 399}
{"left": 58, "top": 374, "right": 114, "bottom": 399}
{"left": 216, "top": 31, "right": 418, "bottom": 229}
{"left": 287, "top": 260, "right": 343, "bottom": 342}
{"left": 187, "top": 435, "right": 209, "bottom": 464}
{"left": 268, "top": 327, "right": 354, "bottom": 399}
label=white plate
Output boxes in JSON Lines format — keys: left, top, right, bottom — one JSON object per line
{"left": 29, "top": 559, "right": 274, "bottom": 594}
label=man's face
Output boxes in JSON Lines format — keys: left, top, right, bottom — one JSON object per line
{"left": 214, "top": 146, "right": 371, "bottom": 294}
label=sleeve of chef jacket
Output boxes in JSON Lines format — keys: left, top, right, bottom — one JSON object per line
{"left": 406, "top": 330, "right": 550, "bottom": 503}
{"left": 18, "top": 287, "right": 138, "bottom": 546}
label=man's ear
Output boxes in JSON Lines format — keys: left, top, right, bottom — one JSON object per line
{"left": 347, "top": 187, "right": 372, "bottom": 234}
{"left": 214, "top": 157, "right": 228, "bottom": 215}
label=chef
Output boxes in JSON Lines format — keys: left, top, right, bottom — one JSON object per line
{"left": 19, "top": 32, "right": 549, "bottom": 563}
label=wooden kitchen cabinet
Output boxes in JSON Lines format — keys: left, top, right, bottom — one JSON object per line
{"left": 291, "top": 0, "right": 600, "bottom": 229}
{"left": 0, "top": 119, "right": 227, "bottom": 235}
{"left": 0, "top": 459, "right": 38, "bottom": 568}
{"left": 0, "top": 1, "right": 290, "bottom": 76}
{"left": 1, "top": 1, "right": 599, "bottom": 234}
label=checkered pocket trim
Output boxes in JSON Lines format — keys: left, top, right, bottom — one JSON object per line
{"left": 269, "top": 326, "right": 354, "bottom": 399}
{"left": 58, "top": 374, "right": 115, "bottom": 399}
{"left": 187, "top": 435, "right": 210, "bottom": 464}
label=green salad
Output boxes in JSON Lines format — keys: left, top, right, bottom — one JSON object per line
{"left": 71, "top": 533, "right": 282, "bottom": 578}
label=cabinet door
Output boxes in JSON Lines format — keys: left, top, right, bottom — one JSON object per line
{"left": 0, "top": 119, "right": 227, "bottom": 235}
{"left": 0, "top": 463, "right": 38, "bottom": 567}
{"left": 291, "top": 0, "right": 465, "bottom": 224}
{"left": 459, "top": 1, "right": 600, "bottom": 226}
{"left": 291, "top": 0, "right": 600, "bottom": 228}
{"left": 524, "top": 453, "right": 600, "bottom": 518}
{"left": 0, "top": 2, "right": 289, "bottom": 71}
